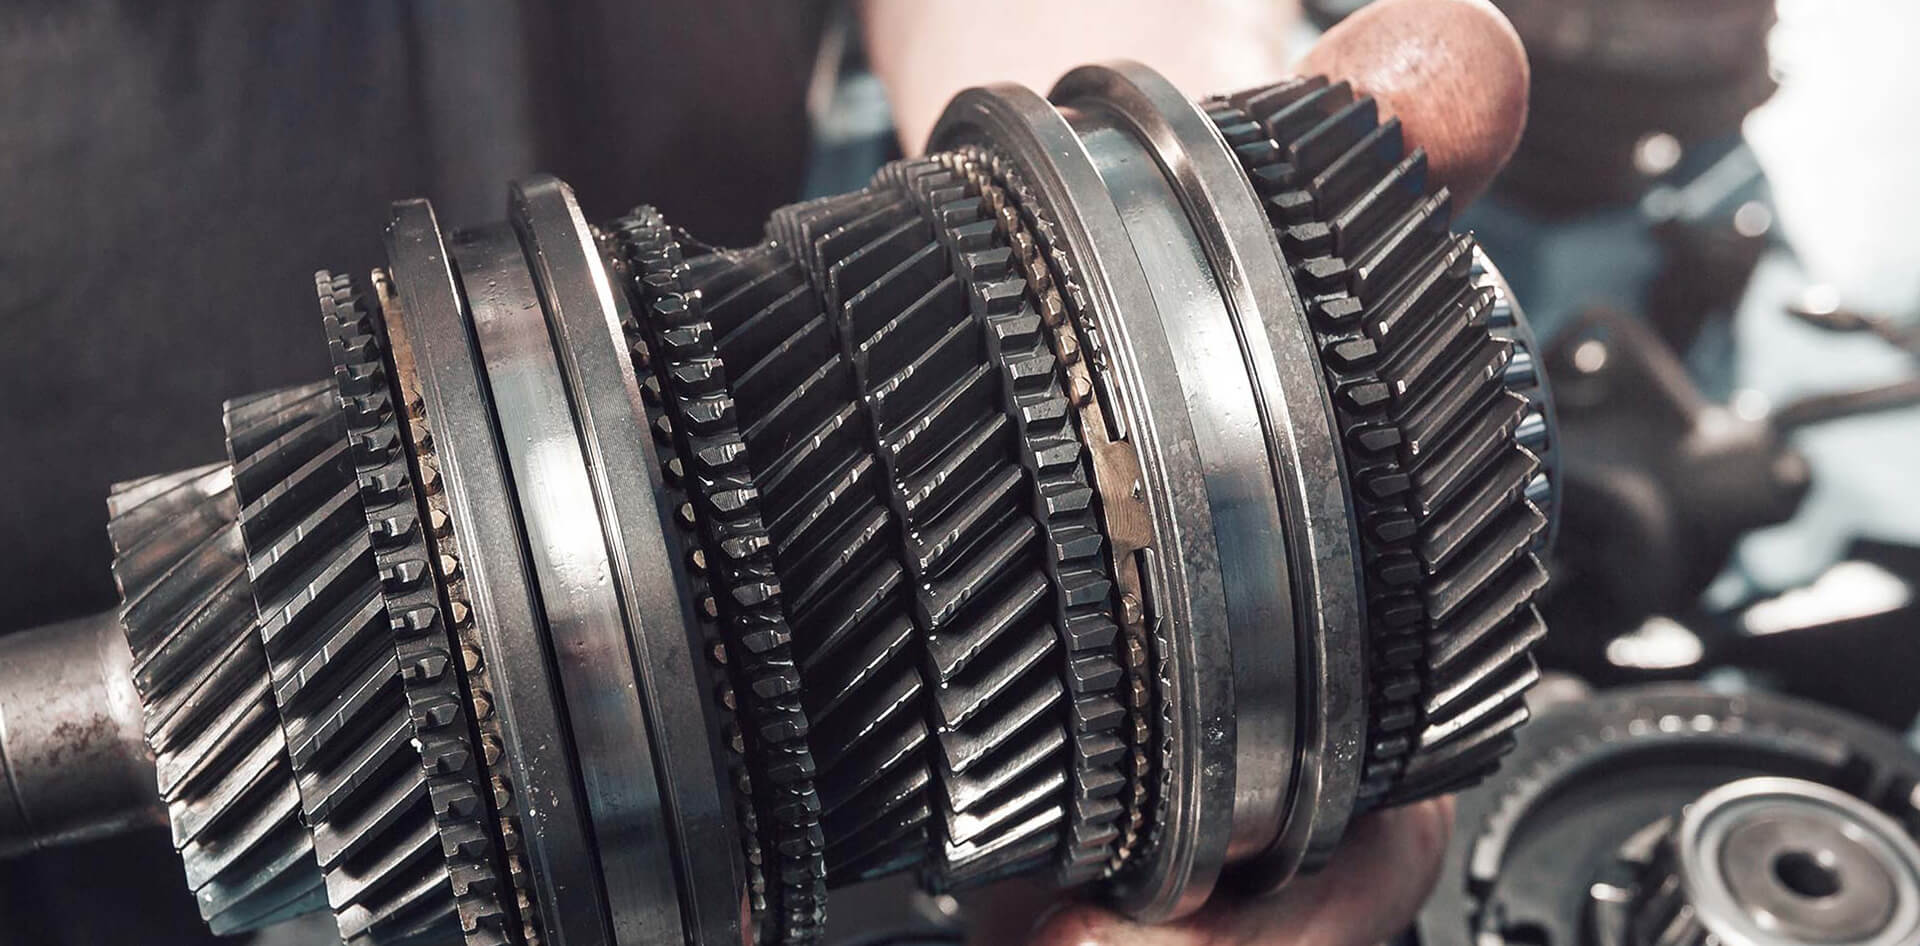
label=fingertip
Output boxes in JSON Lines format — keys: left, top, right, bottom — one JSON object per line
{"left": 1299, "top": 0, "right": 1529, "bottom": 208}
{"left": 1026, "top": 903, "right": 1136, "bottom": 946}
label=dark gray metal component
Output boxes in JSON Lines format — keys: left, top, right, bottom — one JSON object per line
{"left": 1616, "top": 777, "right": 1920, "bottom": 946}
{"left": 509, "top": 176, "right": 746, "bottom": 946}
{"left": 223, "top": 379, "right": 471, "bottom": 946}
{"left": 1, "top": 60, "right": 1556, "bottom": 946}
{"left": 322, "top": 269, "right": 516, "bottom": 945}
{"left": 1202, "top": 77, "right": 1547, "bottom": 813}
{"left": 106, "top": 463, "right": 326, "bottom": 933}
{"left": 932, "top": 76, "right": 1236, "bottom": 923}
{"left": 613, "top": 209, "right": 827, "bottom": 940}
{"left": 1421, "top": 685, "right": 1920, "bottom": 946}
{"left": 1057, "top": 60, "right": 1370, "bottom": 885}
{"left": 454, "top": 219, "right": 692, "bottom": 946}
{"left": 385, "top": 199, "right": 612, "bottom": 946}
{"left": 0, "top": 610, "right": 162, "bottom": 859}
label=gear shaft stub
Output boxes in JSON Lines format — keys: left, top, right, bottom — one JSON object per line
{"left": 80, "top": 62, "right": 1555, "bottom": 946}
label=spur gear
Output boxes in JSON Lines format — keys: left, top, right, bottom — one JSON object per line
{"left": 0, "top": 61, "right": 1559, "bottom": 946}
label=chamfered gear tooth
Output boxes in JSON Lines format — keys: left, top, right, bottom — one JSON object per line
{"left": 800, "top": 167, "right": 1072, "bottom": 882}
{"left": 226, "top": 381, "right": 456, "bottom": 944}
{"left": 1406, "top": 390, "right": 1528, "bottom": 528}
{"left": 107, "top": 463, "right": 328, "bottom": 935}
{"left": 1416, "top": 435, "right": 1540, "bottom": 573}
{"left": 1425, "top": 557, "right": 1550, "bottom": 678}
{"left": 615, "top": 153, "right": 1130, "bottom": 894}
{"left": 320, "top": 271, "right": 516, "bottom": 946}
{"left": 610, "top": 209, "right": 828, "bottom": 945}
{"left": 221, "top": 271, "right": 516, "bottom": 946}
{"left": 900, "top": 156, "right": 1131, "bottom": 884}
{"left": 1418, "top": 629, "right": 1541, "bottom": 747}
{"left": 932, "top": 146, "right": 1152, "bottom": 876}
{"left": 1207, "top": 86, "right": 1549, "bottom": 810}
{"left": 1476, "top": 251, "right": 1559, "bottom": 551}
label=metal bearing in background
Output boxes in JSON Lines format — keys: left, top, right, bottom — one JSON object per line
{"left": 1627, "top": 777, "right": 1920, "bottom": 946}
{"left": 1420, "top": 684, "right": 1920, "bottom": 946}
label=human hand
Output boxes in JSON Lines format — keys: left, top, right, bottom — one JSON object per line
{"left": 992, "top": 798, "right": 1455, "bottom": 946}
{"left": 862, "top": 0, "right": 1528, "bottom": 206}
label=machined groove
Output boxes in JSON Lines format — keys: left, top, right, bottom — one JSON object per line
{"left": 368, "top": 266, "right": 544, "bottom": 946}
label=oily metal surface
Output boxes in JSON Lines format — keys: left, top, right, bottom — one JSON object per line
{"left": 1422, "top": 685, "right": 1920, "bottom": 946}
{"left": 319, "top": 269, "right": 515, "bottom": 945}
{"left": 1204, "top": 77, "right": 1546, "bottom": 808}
{"left": 1055, "top": 61, "right": 1367, "bottom": 883}
{"left": 930, "top": 79, "right": 1221, "bottom": 922}
{"left": 106, "top": 464, "right": 325, "bottom": 933}
{"left": 385, "top": 199, "right": 610, "bottom": 946}
{"left": 1064, "top": 95, "right": 1292, "bottom": 879}
{"left": 936, "top": 145, "right": 1160, "bottom": 877}
{"left": 454, "top": 221, "right": 688, "bottom": 946}
{"left": 510, "top": 176, "right": 744, "bottom": 946}
{"left": 1664, "top": 777, "right": 1920, "bottom": 946}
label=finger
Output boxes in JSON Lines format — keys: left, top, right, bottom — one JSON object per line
{"left": 862, "top": 0, "right": 1299, "bottom": 154}
{"left": 1021, "top": 798, "right": 1455, "bottom": 946}
{"left": 1300, "top": 0, "right": 1529, "bottom": 208}
{"left": 1198, "top": 798, "right": 1456, "bottom": 946}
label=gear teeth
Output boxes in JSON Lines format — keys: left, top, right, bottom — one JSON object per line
{"left": 609, "top": 210, "right": 827, "bottom": 945}
{"left": 794, "top": 169, "right": 1066, "bottom": 884}
{"left": 223, "top": 272, "right": 513, "bottom": 946}
{"left": 827, "top": 159, "right": 1126, "bottom": 889}
{"left": 935, "top": 146, "right": 1159, "bottom": 881}
{"left": 1478, "top": 252, "right": 1558, "bottom": 552}
{"left": 226, "top": 380, "right": 451, "bottom": 942}
{"left": 1210, "top": 82, "right": 1548, "bottom": 809}
{"left": 320, "top": 271, "right": 518, "bottom": 946}
{"left": 366, "top": 267, "right": 543, "bottom": 946}
{"left": 610, "top": 153, "right": 1129, "bottom": 895}
{"left": 107, "top": 464, "right": 328, "bottom": 935}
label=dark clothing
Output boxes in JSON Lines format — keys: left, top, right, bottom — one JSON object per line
{"left": 0, "top": 0, "right": 825, "bottom": 629}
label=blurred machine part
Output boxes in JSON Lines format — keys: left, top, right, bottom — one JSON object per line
{"left": 1419, "top": 683, "right": 1920, "bottom": 946}
{"left": 1491, "top": 0, "right": 1777, "bottom": 218}
{"left": 0, "top": 63, "right": 1556, "bottom": 946}
{"left": 1539, "top": 308, "right": 1808, "bottom": 641}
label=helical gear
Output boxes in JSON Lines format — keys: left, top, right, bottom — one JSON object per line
{"left": 1205, "top": 77, "right": 1549, "bottom": 805}
{"left": 107, "top": 464, "right": 327, "bottom": 934}
{"left": 71, "top": 63, "right": 1560, "bottom": 946}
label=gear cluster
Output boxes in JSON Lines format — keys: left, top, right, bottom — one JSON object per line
{"left": 96, "top": 66, "right": 1553, "bottom": 946}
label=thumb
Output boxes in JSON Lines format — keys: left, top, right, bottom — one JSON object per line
{"left": 1019, "top": 798, "right": 1456, "bottom": 946}
{"left": 1300, "top": 0, "right": 1530, "bottom": 209}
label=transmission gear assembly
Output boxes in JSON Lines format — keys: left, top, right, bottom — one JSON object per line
{"left": 0, "top": 63, "right": 1556, "bottom": 946}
